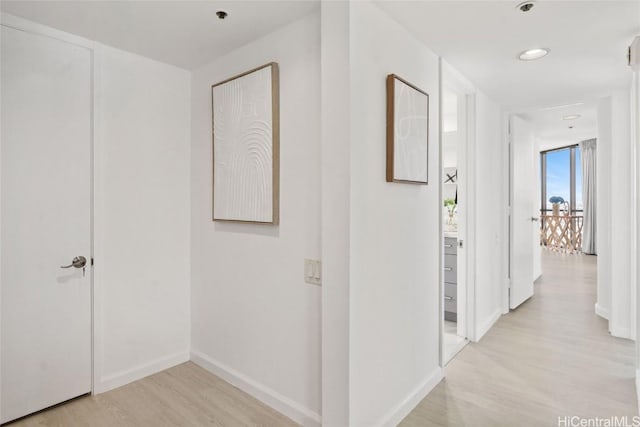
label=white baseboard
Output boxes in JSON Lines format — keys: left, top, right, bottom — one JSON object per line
{"left": 475, "top": 309, "right": 502, "bottom": 342}
{"left": 94, "top": 350, "right": 190, "bottom": 394}
{"left": 595, "top": 303, "right": 610, "bottom": 320}
{"left": 636, "top": 370, "right": 640, "bottom": 415}
{"left": 611, "top": 325, "right": 631, "bottom": 339}
{"left": 376, "top": 367, "right": 444, "bottom": 427}
{"left": 190, "top": 350, "right": 321, "bottom": 427}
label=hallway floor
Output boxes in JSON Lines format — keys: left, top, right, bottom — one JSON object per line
{"left": 6, "top": 362, "right": 299, "bottom": 427}
{"left": 400, "top": 251, "right": 637, "bottom": 426}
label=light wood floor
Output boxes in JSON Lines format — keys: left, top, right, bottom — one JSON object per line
{"left": 7, "top": 362, "right": 299, "bottom": 427}
{"left": 401, "top": 251, "right": 637, "bottom": 426}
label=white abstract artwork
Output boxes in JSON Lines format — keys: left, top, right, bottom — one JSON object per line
{"left": 212, "top": 63, "right": 279, "bottom": 223}
{"left": 386, "top": 74, "right": 429, "bottom": 184}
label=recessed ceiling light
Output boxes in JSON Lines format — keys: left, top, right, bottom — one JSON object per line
{"left": 518, "top": 48, "right": 550, "bottom": 61}
{"left": 562, "top": 114, "right": 581, "bottom": 120}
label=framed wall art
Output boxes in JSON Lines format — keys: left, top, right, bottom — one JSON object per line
{"left": 212, "top": 62, "right": 280, "bottom": 224}
{"left": 386, "top": 74, "right": 429, "bottom": 184}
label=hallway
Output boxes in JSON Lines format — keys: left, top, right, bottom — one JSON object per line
{"left": 401, "top": 251, "right": 637, "bottom": 426}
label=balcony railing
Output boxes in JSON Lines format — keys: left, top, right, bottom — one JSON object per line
{"left": 540, "top": 212, "right": 583, "bottom": 254}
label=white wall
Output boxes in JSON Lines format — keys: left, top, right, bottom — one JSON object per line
{"left": 608, "top": 91, "right": 633, "bottom": 338}
{"left": 473, "top": 92, "right": 506, "bottom": 338}
{"left": 597, "top": 91, "right": 634, "bottom": 339}
{"left": 320, "top": 2, "right": 351, "bottom": 425}
{"left": 442, "top": 131, "right": 458, "bottom": 168}
{"left": 189, "top": 12, "right": 321, "bottom": 426}
{"left": 596, "top": 97, "right": 612, "bottom": 322}
{"left": 94, "top": 43, "right": 191, "bottom": 391}
{"left": 632, "top": 38, "right": 640, "bottom": 385}
{"left": 349, "top": 3, "right": 442, "bottom": 426}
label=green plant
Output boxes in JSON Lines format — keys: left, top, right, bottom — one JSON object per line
{"left": 444, "top": 198, "right": 456, "bottom": 214}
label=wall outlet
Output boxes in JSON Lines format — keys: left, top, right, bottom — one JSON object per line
{"left": 304, "top": 259, "right": 322, "bottom": 286}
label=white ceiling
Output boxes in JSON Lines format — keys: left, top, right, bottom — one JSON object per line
{"left": 521, "top": 102, "right": 598, "bottom": 151}
{"left": 0, "top": 1, "right": 319, "bottom": 70}
{"left": 2, "top": 0, "right": 636, "bottom": 143}
{"left": 376, "top": 0, "right": 640, "bottom": 111}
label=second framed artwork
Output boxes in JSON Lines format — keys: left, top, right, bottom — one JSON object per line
{"left": 386, "top": 74, "right": 429, "bottom": 184}
{"left": 212, "top": 62, "right": 280, "bottom": 224}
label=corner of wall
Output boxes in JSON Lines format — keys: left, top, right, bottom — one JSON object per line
{"left": 375, "top": 368, "right": 444, "bottom": 427}
{"left": 475, "top": 309, "right": 502, "bottom": 342}
{"left": 595, "top": 302, "right": 610, "bottom": 320}
{"left": 190, "top": 10, "right": 322, "bottom": 425}
{"left": 190, "top": 350, "right": 321, "bottom": 427}
{"left": 94, "top": 350, "right": 190, "bottom": 394}
{"left": 185, "top": 68, "right": 193, "bottom": 358}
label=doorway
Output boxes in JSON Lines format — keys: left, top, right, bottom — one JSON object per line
{"left": 441, "top": 83, "right": 468, "bottom": 363}
{"left": 508, "top": 103, "right": 599, "bottom": 311}
{"left": 1, "top": 23, "right": 93, "bottom": 423}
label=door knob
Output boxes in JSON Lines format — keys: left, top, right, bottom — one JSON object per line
{"left": 60, "top": 256, "right": 87, "bottom": 269}
{"left": 531, "top": 217, "right": 539, "bottom": 222}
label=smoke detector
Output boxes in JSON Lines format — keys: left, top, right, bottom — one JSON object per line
{"left": 516, "top": 1, "right": 536, "bottom": 12}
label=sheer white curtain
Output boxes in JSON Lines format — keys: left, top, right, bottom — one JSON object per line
{"left": 580, "top": 138, "right": 597, "bottom": 254}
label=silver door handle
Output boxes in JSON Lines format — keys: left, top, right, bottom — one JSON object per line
{"left": 60, "top": 256, "right": 87, "bottom": 269}
{"left": 444, "top": 296, "right": 454, "bottom": 300}
{"left": 444, "top": 244, "right": 453, "bottom": 248}
{"left": 531, "top": 217, "right": 539, "bottom": 222}
{"left": 444, "top": 267, "right": 453, "bottom": 271}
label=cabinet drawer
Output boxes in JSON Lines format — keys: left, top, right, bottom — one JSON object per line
{"left": 444, "top": 297, "right": 457, "bottom": 313}
{"left": 444, "top": 237, "right": 457, "bottom": 255}
{"left": 444, "top": 311, "right": 457, "bottom": 322}
{"left": 444, "top": 283, "right": 457, "bottom": 299}
{"left": 444, "top": 253, "right": 457, "bottom": 269}
{"left": 444, "top": 255, "right": 457, "bottom": 283}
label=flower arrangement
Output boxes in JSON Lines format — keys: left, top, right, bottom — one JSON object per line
{"left": 549, "top": 196, "right": 564, "bottom": 204}
{"left": 549, "top": 196, "right": 568, "bottom": 215}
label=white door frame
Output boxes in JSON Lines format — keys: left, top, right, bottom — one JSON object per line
{"left": 0, "top": 13, "right": 105, "bottom": 411}
{"left": 501, "top": 112, "right": 512, "bottom": 314}
{"left": 632, "top": 38, "right": 640, "bottom": 393}
{"left": 439, "top": 60, "right": 478, "bottom": 369}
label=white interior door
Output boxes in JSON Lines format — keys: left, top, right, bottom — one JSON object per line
{"left": 1, "top": 25, "right": 92, "bottom": 423}
{"left": 510, "top": 115, "right": 536, "bottom": 309}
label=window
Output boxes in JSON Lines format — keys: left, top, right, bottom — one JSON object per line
{"left": 540, "top": 145, "right": 582, "bottom": 214}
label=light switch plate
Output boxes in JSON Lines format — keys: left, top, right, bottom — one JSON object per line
{"left": 304, "top": 259, "right": 321, "bottom": 286}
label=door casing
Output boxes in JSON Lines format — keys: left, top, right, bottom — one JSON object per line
{"left": 439, "top": 60, "right": 478, "bottom": 369}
